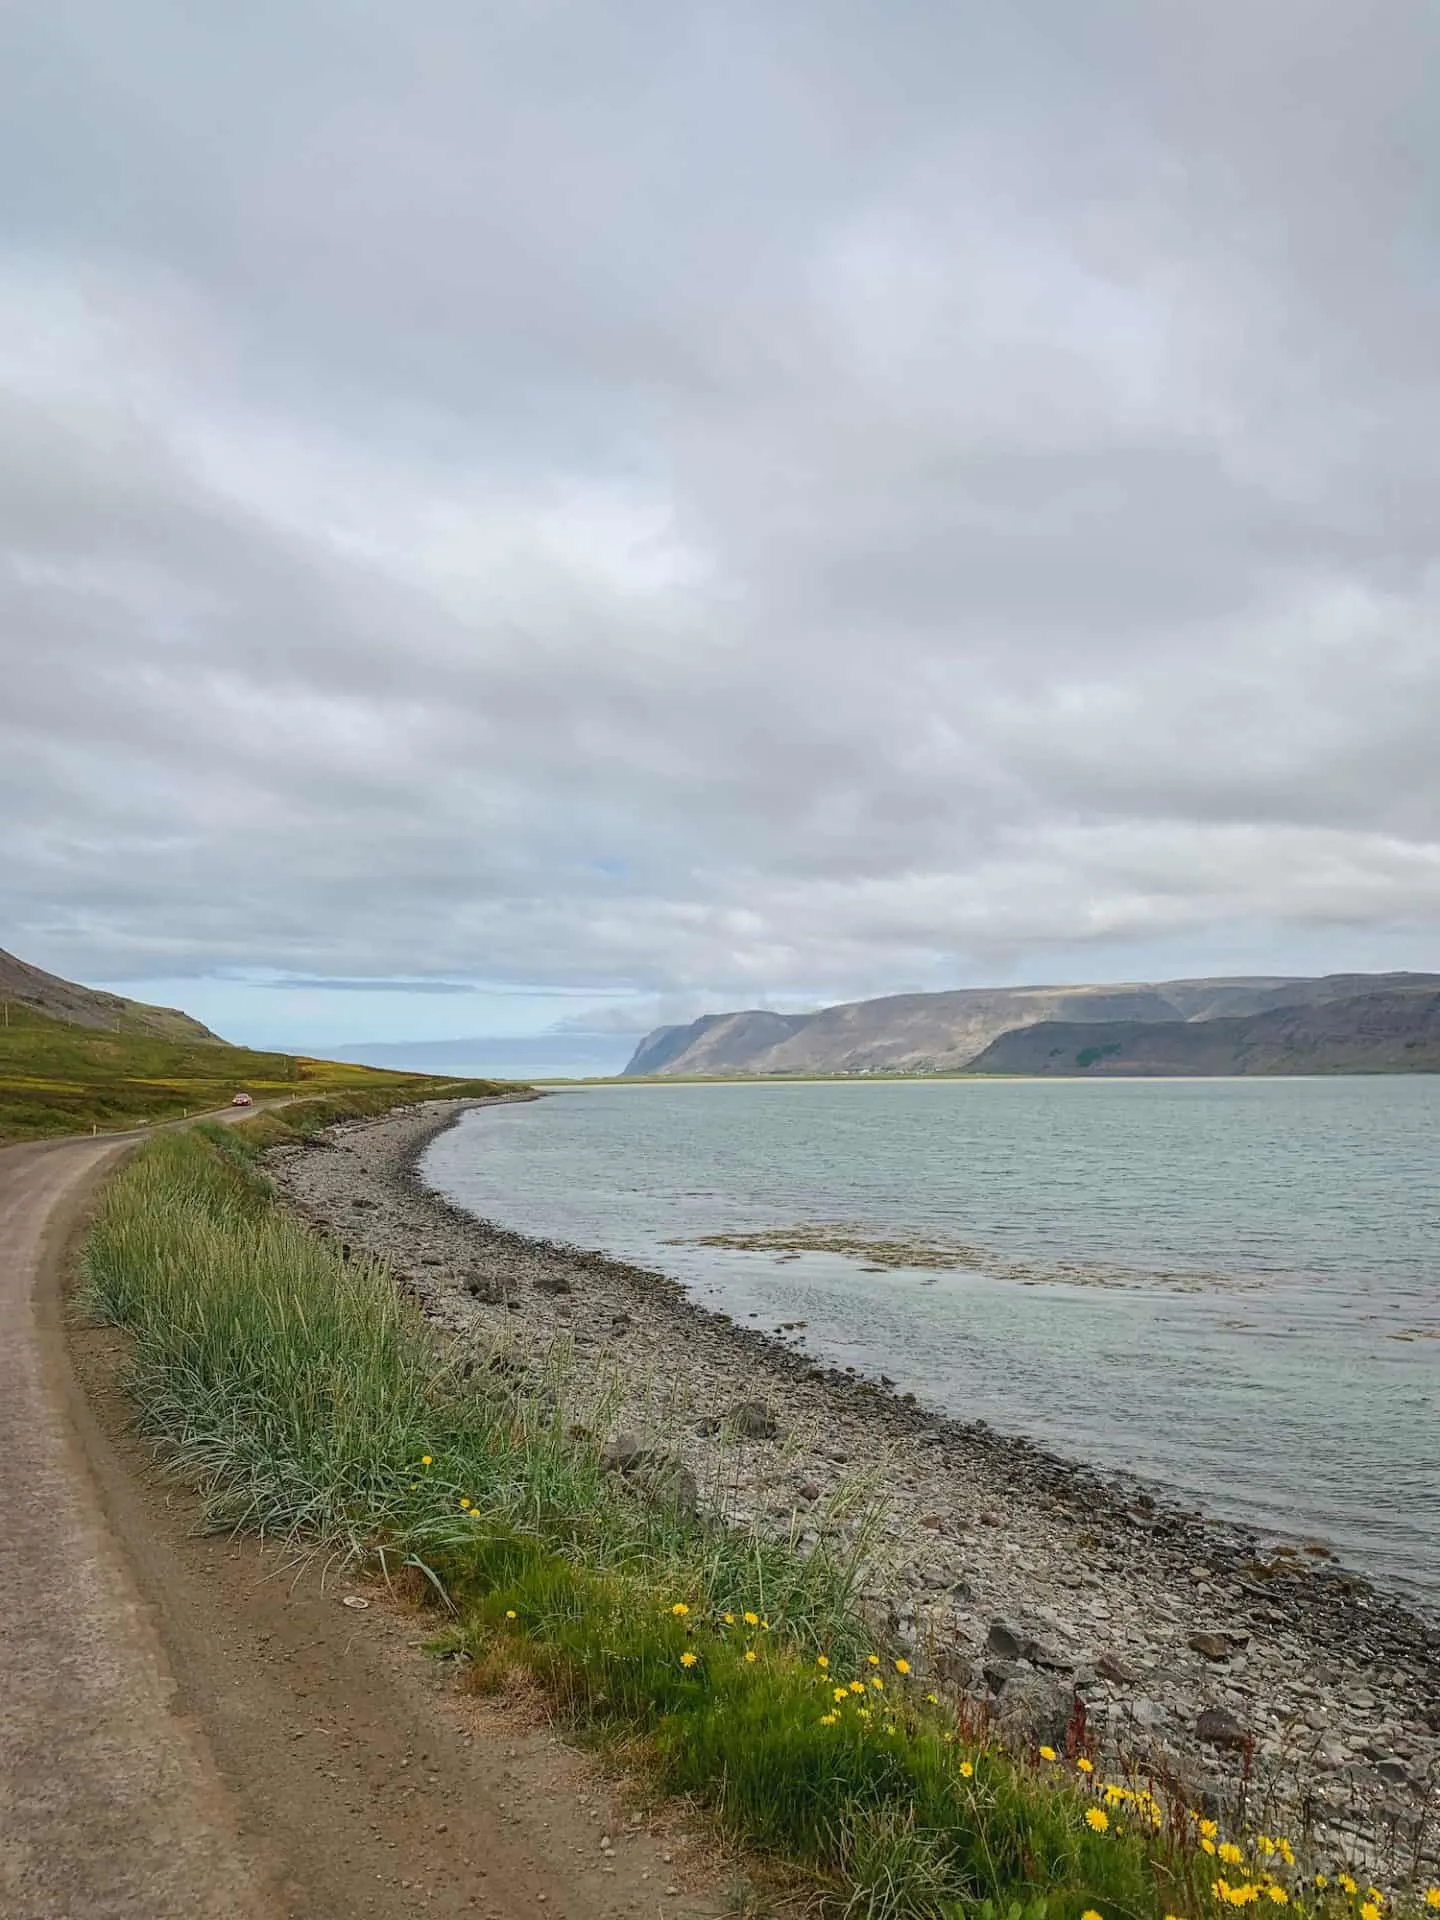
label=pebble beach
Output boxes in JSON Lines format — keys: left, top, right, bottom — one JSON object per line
{"left": 266, "top": 1098, "right": 1440, "bottom": 1880}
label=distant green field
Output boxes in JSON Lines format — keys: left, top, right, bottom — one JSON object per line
{"left": 0, "top": 1005, "right": 514, "bottom": 1144}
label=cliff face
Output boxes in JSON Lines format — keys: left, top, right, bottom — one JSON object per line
{"left": 623, "top": 974, "right": 1440, "bottom": 1076}
{"left": 0, "top": 947, "right": 221, "bottom": 1042}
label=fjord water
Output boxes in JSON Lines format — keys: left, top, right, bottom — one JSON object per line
{"left": 424, "top": 1079, "right": 1440, "bottom": 1607}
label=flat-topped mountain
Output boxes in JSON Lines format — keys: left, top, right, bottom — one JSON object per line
{"left": 623, "top": 973, "right": 1440, "bottom": 1076}
{"left": 0, "top": 946, "right": 222, "bottom": 1042}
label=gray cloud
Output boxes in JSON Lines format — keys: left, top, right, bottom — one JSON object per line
{"left": 3, "top": 0, "right": 1439, "bottom": 1014}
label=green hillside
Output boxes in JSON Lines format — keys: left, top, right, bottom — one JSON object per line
{"left": 0, "top": 1003, "right": 511, "bottom": 1144}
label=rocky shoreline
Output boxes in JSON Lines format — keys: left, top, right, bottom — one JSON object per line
{"left": 267, "top": 1098, "right": 1439, "bottom": 1878}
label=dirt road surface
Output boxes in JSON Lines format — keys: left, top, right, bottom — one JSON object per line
{"left": 0, "top": 1128, "right": 728, "bottom": 1920}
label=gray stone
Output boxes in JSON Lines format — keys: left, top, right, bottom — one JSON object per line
{"left": 995, "top": 1674, "right": 1076, "bottom": 1750}
{"left": 987, "top": 1619, "right": 1028, "bottom": 1661}
{"left": 1196, "top": 1706, "right": 1250, "bottom": 1750}
{"left": 727, "top": 1400, "right": 782, "bottom": 1440}
{"left": 1189, "top": 1631, "right": 1231, "bottom": 1661}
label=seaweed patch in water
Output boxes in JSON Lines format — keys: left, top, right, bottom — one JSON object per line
{"left": 668, "top": 1221, "right": 1255, "bottom": 1294}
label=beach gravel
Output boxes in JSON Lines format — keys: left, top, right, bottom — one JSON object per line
{"left": 268, "top": 1098, "right": 1440, "bottom": 1877}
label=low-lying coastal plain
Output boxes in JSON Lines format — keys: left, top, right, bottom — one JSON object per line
{"left": 268, "top": 1098, "right": 1440, "bottom": 1881}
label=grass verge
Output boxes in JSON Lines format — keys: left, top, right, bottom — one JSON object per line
{"left": 80, "top": 1128, "right": 1436, "bottom": 1920}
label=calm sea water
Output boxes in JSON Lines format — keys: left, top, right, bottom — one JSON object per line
{"left": 424, "top": 1079, "right": 1440, "bottom": 1608}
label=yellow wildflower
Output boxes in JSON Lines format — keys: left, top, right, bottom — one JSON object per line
{"left": 849, "top": 1680, "right": 865, "bottom": 1694}
{"left": 895, "top": 1658, "right": 911, "bottom": 1675}
{"left": 870, "top": 1677, "right": 884, "bottom": 1691}
{"left": 1202, "top": 1841, "right": 1217, "bottom": 1856}
{"left": 743, "top": 1611, "right": 759, "bottom": 1626}
{"left": 1277, "top": 1841, "right": 1295, "bottom": 1868}
{"left": 744, "top": 1649, "right": 757, "bottom": 1663}
{"left": 1339, "top": 1878, "right": 1358, "bottom": 1897}
{"left": 1267, "top": 1889, "right": 1288, "bottom": 1906}
{"left": 1314, "top": 1877, "right": 1329, "bottom": 1891}
{"left": 1081, "top": 1910, "right": 1103, "bottom": 1920}
{"left": 1257, "top": 1838, "right": 1276, "bottom": 1858}
{"left": 671, "top": 1602, "right": 690, "bottom": 1617}
{"left": 817, "top": 1654, "right": 829, "bottom": 1669}
{"left": 505, "top": 1610, "right": 517, "bottom": 1620}
{"left": 925, "top": 1691, "right": 938, "bottom": 1704}
{"left": 833, "top": 1687, "right": 849, "bottom": 1703}
{"left": 723, "top": 1612, "right": 734, "bottom": 1625}
{"left": 421, "top": 1455, "right": 432, "bottom": 1467}
{"left": 1038, "top": 1745, "right": 1057, "bottom": 1762}
{"left": 679, "top": 1651, "right": 697, "bottom": 1668}
{"left": 1077, "top": 1756, "right": 1094, "bottom": 1773}
{"left": 867, "top": 1653, "right": 880, "bottom": 1666}
{"left": 1219, "top": 1844, "right": 1245, "bottom": 1867}
{"left": 1085, "top": 1808, "right": 1109, "bottom": 1833}
{"left": 1424, "top": 1895, "right": 1440, "bottom": 1913}
{"left": 1361, "top": 1905, "right": 1382, "bottom": 1920}
{"left": 959, "top": 1760, "right": 974, "bottom": 1778}
{"left": 820, "top": 1712, "right": 838, "bottom": 1726}
{"left": 1199, "top": 1819, "right": 1219, "bottom": 1840}
{"left": 459, "top": 1498, "right": 471, "bottom": 1510}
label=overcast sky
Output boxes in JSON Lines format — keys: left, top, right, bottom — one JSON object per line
{"left": 4, "top": 2, "right": 1439, "bottom": 1051}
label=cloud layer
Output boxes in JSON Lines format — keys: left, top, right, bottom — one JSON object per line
{"left": 4, "top": 1, "right": 1438, "bottom": 1033}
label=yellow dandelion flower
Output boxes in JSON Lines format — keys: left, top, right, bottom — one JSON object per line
{"left": 1219, "top": 1844, "right": 1245, "bottom": 1867}
{"left": 1077, "top": 1756, "right": 1094, "bottom": 1773}
{"left": 1314, "top": 1877, "right": 1329, "bottom": 1891}
{"left": 1199, "top": 1819, "right": 1219, "bottom": 1840}
{"left": 421, "top": 1455, "right": 433, "bottom": 1467}
{"left": 1267, "top": 1889, "right": 1288, "bottom": 1906}
{"left": 849, "top": 1680, "right": 865, "bottom": 1694}
{"left": 1082, "top": 1909, "right": 1103, "bottom": 1920}
{"left": 1201, "top": 1840, "right": 1217, "bottom": 1857}
{"left": 671, "top": 1602, "right": 690, "bottom": 1616}
{"left": 1361, "top": 1905, "right": 1382, "bottom": 1920}
{"left": 1085, "top": 1808, "right": 1109, "bottom": 1833}
{"left": 1339, "top": 1878, "right": 1358, "bottom": 1897}
{"left": 744, "top": 1649, "right": 757, "bottom": 1663}
{"left": 895, "top": 1658, "right": 911, "bottom": 1675}
{"left": 867, "top": 1653, "right": 880, "bottom": 1666}
{"left": 505, "top": 1609, "right": 517, "bottom": 1620}
{"left": 959, "top": 1760, "right": 974, "bottom": 1778}
{"left": 1258, "top": 1838, "right": 1276, "bottom": 1858}
{"left": 723, "top": 1612, "right": 734, "bottom": 1625}
{"left": 743, "top": 1611, "right": 759, "bottom": 1626}
{"left": 820, "top": 1712, "right": 838, "bottom": 1726}
{"left": 459, "top": 1498, "right": 471, "bottom": 1510}
{"left": 679, "top": 1651, "right": 698, "bottom": 1668}
{"left": 1424, "top": 1894, "right": 1440, "bottom": 1913}
{"left": 1367, "top": 1893, "right": 1383, "bottom": 1908}
{"left": 870, "top": 1677, "right": 884, "bottom": 1691}
{"left": 833, "top": 1687, "right": 850, "bottom": 1702}
{"left": 1039, "top": 1745, "right": 1057, "bottom": 1762}
{"left": 1277, "top": 1841, "right": 1295, "bottom": 1868}
{"left": 817, "top": 1654, "right": 829, "bottom": 1669}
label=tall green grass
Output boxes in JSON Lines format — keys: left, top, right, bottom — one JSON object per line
{"left": 81, "top": 1131, "right": 1435, "bottom": 1920}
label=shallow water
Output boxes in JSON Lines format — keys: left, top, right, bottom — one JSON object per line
{"left": 424, "top": 1078, "right": 1440, "bottom": 1605}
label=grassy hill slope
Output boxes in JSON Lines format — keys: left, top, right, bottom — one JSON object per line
{"left": 0, "top": 1004, "right": 512, "bottom": 1144}
{"left": 0, "top": 947, "right": 221, "bottom": 1041}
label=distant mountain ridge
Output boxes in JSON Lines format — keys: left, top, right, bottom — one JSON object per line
{"left": 623, "top": 973, "right": 1440, "bottom": 1077}
{"left": 0, "top": 947, "right": 221, "bottom": 1042}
